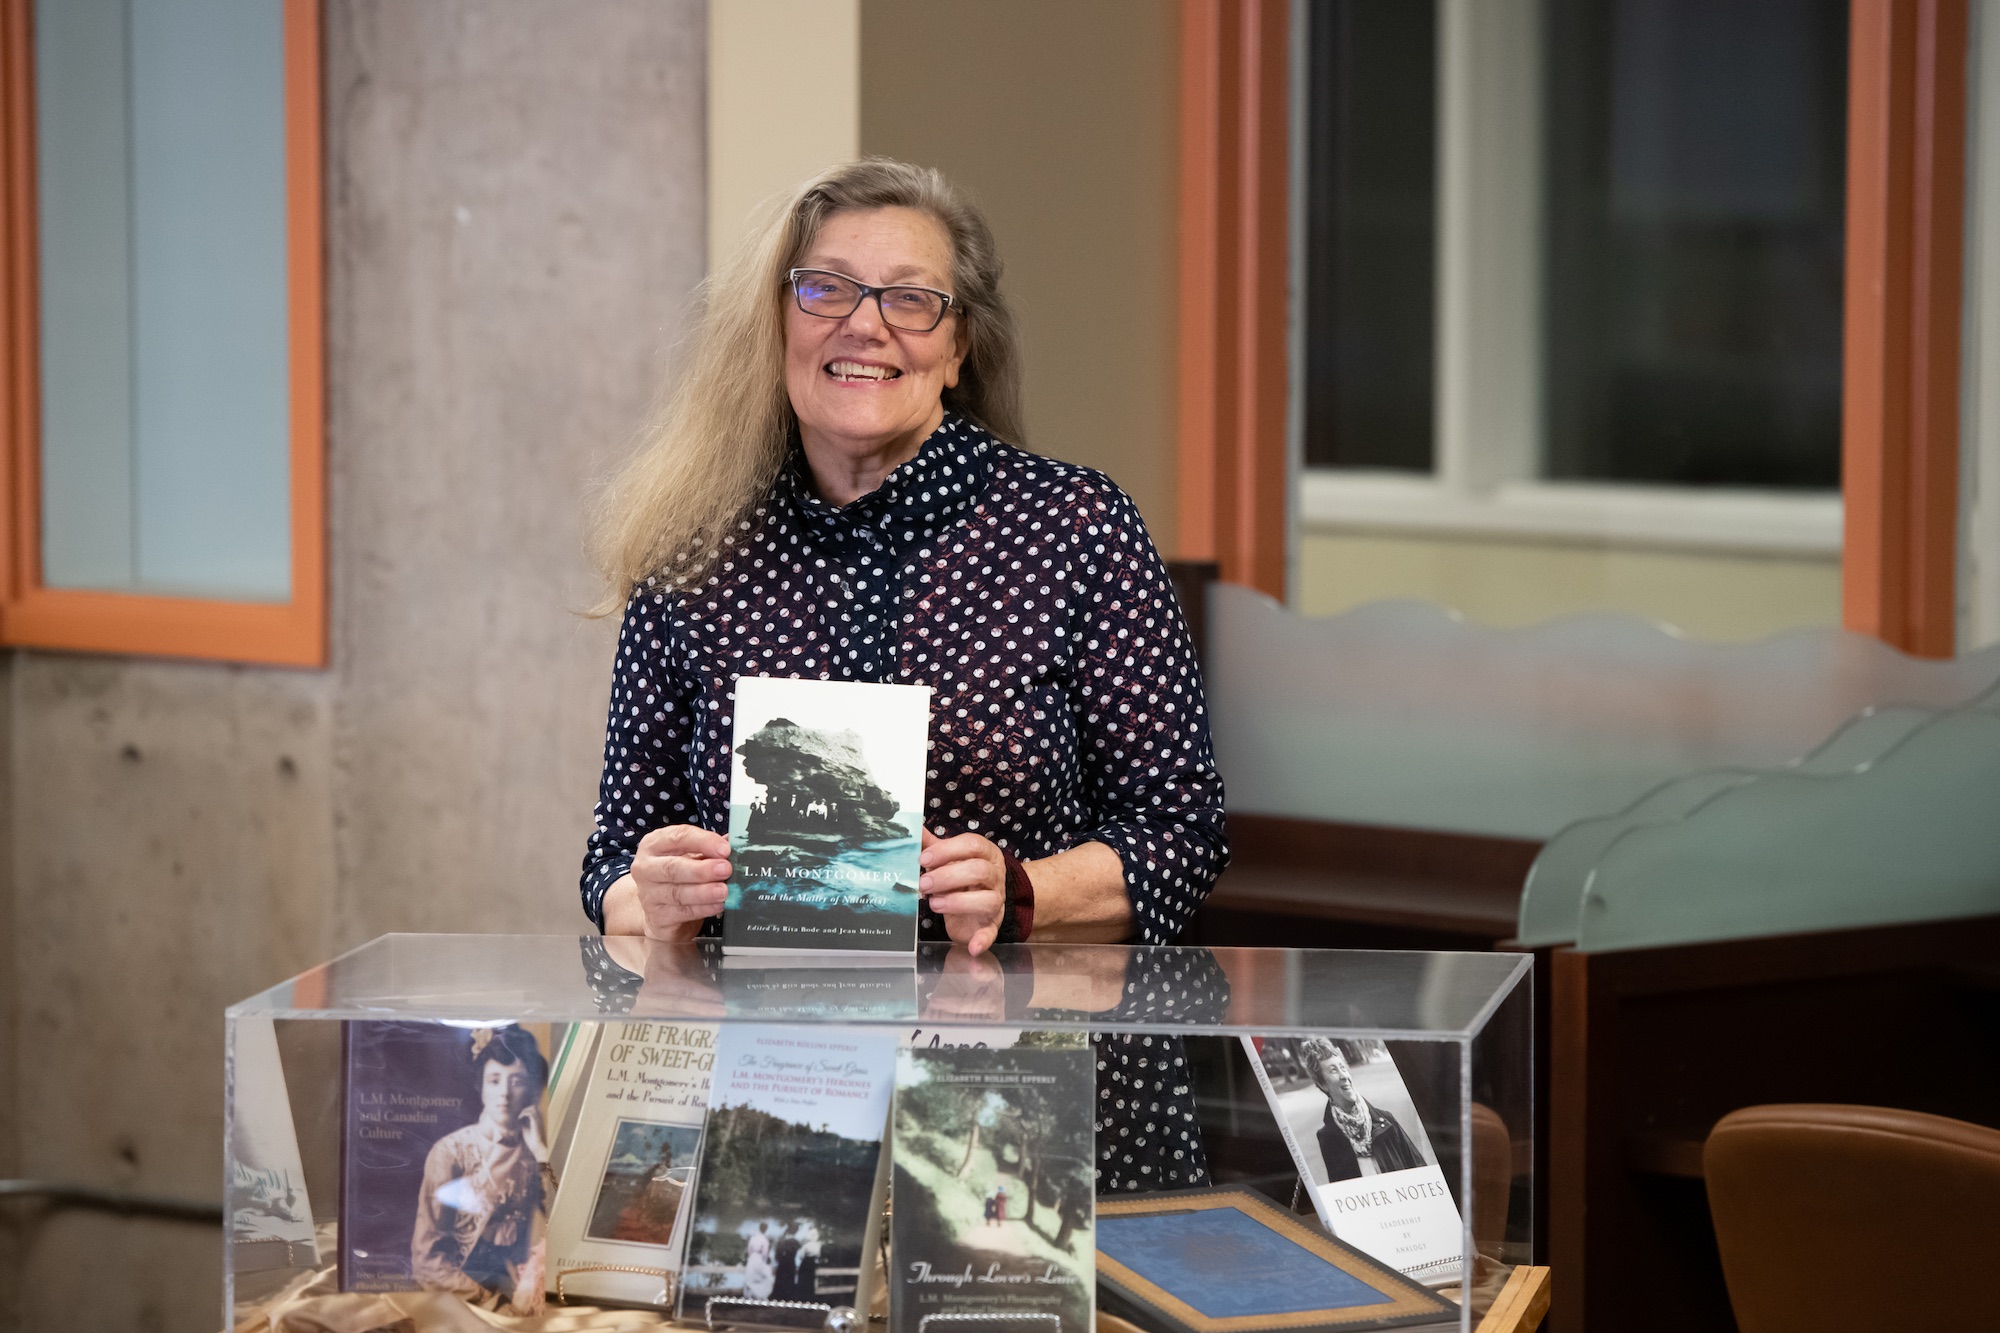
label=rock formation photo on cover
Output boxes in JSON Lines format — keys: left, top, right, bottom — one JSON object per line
{"left": 723, "top": 676, "right": 931, "bottom": 953}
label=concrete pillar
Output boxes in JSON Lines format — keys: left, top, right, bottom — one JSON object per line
{"left": 4, "top": 4, "right": 706, "bottom": 1328}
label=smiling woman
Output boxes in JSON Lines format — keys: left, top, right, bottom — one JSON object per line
{"left": 782, "top": 208, "right": 967, "bottom": 504}
{"left": 581, "top": 159, "right": 1232, "bottom": 1196}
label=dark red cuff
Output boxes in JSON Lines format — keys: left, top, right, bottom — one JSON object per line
{"left": 997, "top": 849, "right": 1036, "bottom": 943}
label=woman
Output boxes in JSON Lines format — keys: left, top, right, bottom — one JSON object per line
{"left": 580, "top": 159, "right": 1229, "bottom": 1191}
{"left": 410, "top": 1027, "right": 551, "bottom": 1313}
{"left": 794, "top": 1217, "right": 821, "bottom": 1298}
{"left": 1300, "top": 1038, "right": 1423, "bottom": 1181}
{"left": 609, "top": 1138, "right": 685, "bottom": 1244}
{"left": 743, "top": 1221, "right": 776, "bottom": 1301}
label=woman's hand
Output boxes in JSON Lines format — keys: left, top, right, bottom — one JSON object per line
{"left": 919, "top": 829, "right": 1007, "bottom": 956}
{"left": 517, "top": 1104, "right": 550, "bottom": 1164}
{"left": 923, "top": 946, "right": 1008, "bottom": 1021}
{"left": 601, "top": 825, "right": 731, "bottom": 939}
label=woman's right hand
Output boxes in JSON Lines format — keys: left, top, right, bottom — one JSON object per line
{"left": 601, "top": 825, "right": 731, "bottom": 939}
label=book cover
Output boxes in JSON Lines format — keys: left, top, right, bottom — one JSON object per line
{"left": 677, "top": 1025, "right": 900, "bottom": 1326}
{"left": 890, "top": 1044, "right": 1096, "bottom": 1333}
{"left": 544, "top": 1021, "right": 600, "bottom": 1177}
{"left": 543, "top": 1019, "right": 718, "bottom": 1306}
{"left": 227, "top": 1015, "right": 319, "bottom": 1274}
{"left": 723, "top": 675, "right": 931, "bottom": 954}
{"left": 340, "top": 1021, "right": 554, "bottom": 1314}
{"left": 1242, "top": 1037, "right": 1465, "bottom": 1286}
{"left": 1095, "top": 1187, "right": 1456, "bottom": 1332}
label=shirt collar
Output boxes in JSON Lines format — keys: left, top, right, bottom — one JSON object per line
{"left": 781, "top": 412, "right": 995, "bottom": 543}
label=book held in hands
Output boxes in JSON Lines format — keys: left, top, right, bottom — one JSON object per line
{"left": 723, "top": 675, "right": 932, "bottom": 955}
{"left": 891, "top": 1043, "right": 1096, "bottom": 1333}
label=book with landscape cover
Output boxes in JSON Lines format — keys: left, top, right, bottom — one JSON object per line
{"left": 1095, "top": 1187, "right": 1456, "bottom": 1333}
{"left": 890, "top": 1043, "right": 1096, "bottom": 1333}
{"left": 677, "top": 1024, "right": 900, "bottom": 1326}
{"left": 339, "top": 1021, "right": 554, "bottom": 1314}
{"left": 1242, "top": 1037, "right": 1465, "bottom": 1287}
{"left": 543, "top": 1018, "right": 718, "bottom": 1307}
{"left": 723, "top": 675, "right": 931, "bottom": 954}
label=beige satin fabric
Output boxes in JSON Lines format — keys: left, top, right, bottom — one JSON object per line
{"left": 231, "top": 1267, "right": 674, "bottom": 1333}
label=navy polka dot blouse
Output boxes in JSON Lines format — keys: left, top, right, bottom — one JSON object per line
{"left": 578, "top": 414, "right": 1232, "bottom": 1191}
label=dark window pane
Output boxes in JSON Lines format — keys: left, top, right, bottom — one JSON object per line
{"left": 1302, "top": 0, "right": 1436, "bottom": 472}
{"left": 1544, "top": 0, "right": 1847, "bottom": 489}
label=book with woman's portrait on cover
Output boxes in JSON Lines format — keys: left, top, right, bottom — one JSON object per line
{"left": 339, "top": 1021, "right": 555, "bottom": 1314}
{"left": 1243, "top": 1037, "right": 1465, "bottom": 1286}
{"left": 723, "top": 675, "right": 931, "bottom": 954}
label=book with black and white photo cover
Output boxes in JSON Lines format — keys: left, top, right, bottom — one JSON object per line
{"left": 542, "top": 1019, "right": 718, "bottom": 1306}
{"left": 1242, "top": 1037, "right": 1465, "bottom": 1287}
{"left": 676, "top": 1025, "right": 900, "bottom": 1327}
{"left": 227, "top": 1015, "right": 319, "bottom": 1274}
{"left": 890, "top": 1043, "right": 1097, "bottom": 1333}
{"left": 340, "top": 1021, "right": 554, "bottom": 1314}
{"left": 723, "top": 675, "right": 931, "bottom": 954}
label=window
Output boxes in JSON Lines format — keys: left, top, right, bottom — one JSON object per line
{"left": 0, "top": 0, "right": 323, "bottom": 664}
{"left": 1543, "top": 0, "right": 1847, "bottom": 490}
{"left": 1301, "top": 0, "right": 1435, "bottom": 473}
{"left": 1297, "top": 0, "right": 1844, "bottom": 554}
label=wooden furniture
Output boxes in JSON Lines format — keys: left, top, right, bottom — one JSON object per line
{"left": 1476, "top": 1267, "right": 1552, "bottom": 1333}
{"left": 1549, "top": 915, "right": 2000, "bottom": 1332}
{"left": 1192, "top": 813, "right": 1540, "bottom": 951}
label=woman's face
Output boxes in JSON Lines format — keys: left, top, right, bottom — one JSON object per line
{"left": 784, "top": 206, "right": 967, "bottom": 468}
{"left": 480, "top": 1057, "right": 536, "bottom": 1122}
{"left": 1312, "top": 1049, "right": 1358, "bottom": 1111}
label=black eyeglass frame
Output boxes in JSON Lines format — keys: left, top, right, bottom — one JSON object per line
{"left": 786, "top": 267, "right": 959, "bottom": 333}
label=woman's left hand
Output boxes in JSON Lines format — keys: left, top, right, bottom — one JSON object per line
{"left": 517, "top": 1104, "right": 550, "bottom": 1165}
{"left": 919, "top": 829, "right": 1007, "bottom": 955}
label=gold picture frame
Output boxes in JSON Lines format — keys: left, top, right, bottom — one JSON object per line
{"left": 1095, "top": 1188, "right": 1455, "bottom": 1332}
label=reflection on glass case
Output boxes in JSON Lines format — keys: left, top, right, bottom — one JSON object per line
{"left": 225, "top": 937, "right": 1533, "bottom": 1333}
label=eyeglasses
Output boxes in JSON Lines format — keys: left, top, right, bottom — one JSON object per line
{"left": 788, "top": 268, "right": 958, "bottom": 333}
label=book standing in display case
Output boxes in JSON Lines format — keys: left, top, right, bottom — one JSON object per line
{"left": 225, "top": 936, "right": 1539, "bottom": 1333}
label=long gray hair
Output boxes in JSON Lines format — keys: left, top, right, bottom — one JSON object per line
{"left": 590, "top": 159, "right": 1023, "bottom": 609}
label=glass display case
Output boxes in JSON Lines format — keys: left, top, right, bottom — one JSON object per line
{"left": 225, "top": 936, "right": 1534, "bottom": 1333}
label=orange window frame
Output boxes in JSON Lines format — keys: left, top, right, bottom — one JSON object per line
{"left": 1843, "top": 0, "right": 1969, "bottom": 659}
{"left": 1175, "top": 0, "right": 1290, "bottom": 602}
{"left": 0, "top": 0, "right": 324, "bottom": 667}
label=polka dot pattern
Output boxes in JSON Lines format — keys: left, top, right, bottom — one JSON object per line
{"left": 579, "top": 414, "right": 1231, "bottom": 943}
{"left": 577, "top": 415, "right": 1233, "bottom": 1195}
{"left": 1081, "top": 947, "right": 1231, "bottom": 1193}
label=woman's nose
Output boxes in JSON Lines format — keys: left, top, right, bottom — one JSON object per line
{"left": 844, "top": 293, "right": 890, "bottom": 336}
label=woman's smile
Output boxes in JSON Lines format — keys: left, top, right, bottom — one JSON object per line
{"left": 824, "top": 357, "right": 903, "bottom": 383}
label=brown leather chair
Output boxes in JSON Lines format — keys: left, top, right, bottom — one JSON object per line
{"left": 1704, "top": 1103, "right": 2000, "bottom": 1333}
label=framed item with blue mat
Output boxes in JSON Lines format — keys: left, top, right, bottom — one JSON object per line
{"left": 1095, "top": 1188, "right": 1457, "bottom": 1332}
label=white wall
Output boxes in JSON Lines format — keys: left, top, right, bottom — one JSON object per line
{"left": 707, "top": 0, "right": 859, "bottom": 267}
